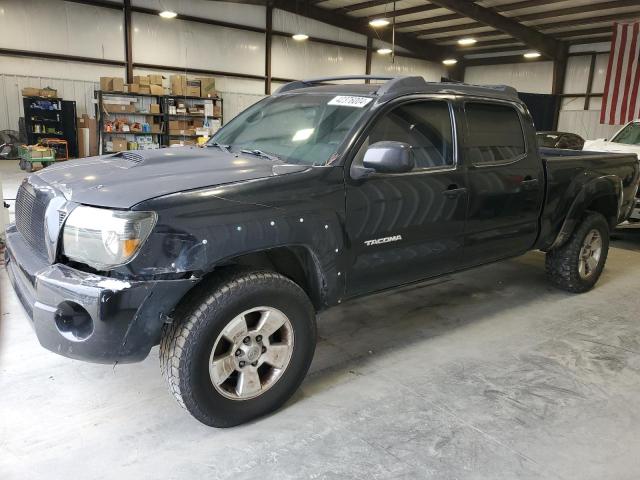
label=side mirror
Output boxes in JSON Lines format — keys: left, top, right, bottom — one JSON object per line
{"left": 362, "top": 141, "right": 414, "bottom": 174}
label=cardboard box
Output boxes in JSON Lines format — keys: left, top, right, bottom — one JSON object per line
{"left": 149, "top": 103, "right": 160, "bottom": 114}
{"left": 186, "top": 79, "right": 201, "bottom": 97}
{"left": 169, "top": 129, "right": 195, "bottom": 136}
{"left": 149, "top": 84, "right": 164, "bottom": 96}
{"left": 213, "top": 105, "right": 222, "bottom": 118}
{"left": 127, "top": 83, "right": 140, "bottom": 94}
{"left": 111, "top": 78, "right": 124, "bottom": 92}
{"left": 168, "top": 120, "right": 190, "bottom": 130}
{"left": 104, "top": 103, "right": 136, "bottom": 113}
{"left": 100, "top": 77, "right": 113, "bottom": 91}
{"left": 134, "top": 75, "right": 150, "bottom": 86}
{"left": 22, "top": 87, "right": 41, "bottom": 97}
{"left": 149, "top": 74, "right": 164, "bottom": 85}
{"left": 100, "top": 77, "right": 124, "bottom": 92}
{"left": 150, "top": 123, "right": 163, "bottom": 134}
{"left": 111, "top": 137, "right": 128, "bottom": 152}
{"left": 170, "top": 75, "right": 187, "bottom": 96}
{"left": 170, "top": 139, "right": 196, "bottom": 146}
{"left": 197, "top": 77, "right": 216, "bottom": 97}
{"left": 139, "top": 85, "right": 151, "bottom": 95}
{"left": 77, "top": 114, "right": 98, "bottom": 157}
{"left": 40, "top": 87, "right": 57, "bottom": 98}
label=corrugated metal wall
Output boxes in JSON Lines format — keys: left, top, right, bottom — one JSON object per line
{"left": 0, "top": 74, "right": 98, "bottom": 132}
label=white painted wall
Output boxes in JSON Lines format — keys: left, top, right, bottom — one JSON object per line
{"left": 0, "top": 0, "right": 124, "bottom": 60}
{"left": 134, "top": 0, "right": 265, "bottom": 29}
{"left": 371, "top": 52, "right": 446, "bottom": 81}
{"left": 273, "top": 9, "right": 366, "bottom": 47}
{"left": 271, "top": 37, "right": 365, "bottom": 79}
{"left": 464, "top": 62, "right": 554, "bottom": 94}
{"left": 132, "top": 13, "right": 266, "bottom": 77}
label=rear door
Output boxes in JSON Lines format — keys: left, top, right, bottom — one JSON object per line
{"left": 461, "top": 100, "right": 545, "bottom": 265}
{"left": 345, "top": 98, "right": 468, "bottom": 296}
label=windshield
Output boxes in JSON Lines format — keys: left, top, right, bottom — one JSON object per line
{"left": 210, "top": 93, "right": 373, "bottom": 165}
{"left": 611, "top": 122, "right": 640, "bottom": 145}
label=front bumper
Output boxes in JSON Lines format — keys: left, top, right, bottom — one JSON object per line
{"left": 4, "top": 225, "right": 197, "bottom": 363}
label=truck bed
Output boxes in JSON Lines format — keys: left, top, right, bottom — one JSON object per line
{"left": 536, "top": 147, "right": 639, "bottom": 250}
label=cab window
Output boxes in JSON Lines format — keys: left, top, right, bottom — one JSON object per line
{"left": 356, "top": 100, "right": 454, "bottom": 170}
{"left": 465, "top": 102, "right": 525, "bottom": 164}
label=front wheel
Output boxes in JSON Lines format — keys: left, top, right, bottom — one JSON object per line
{"left": 160, "top": 269, "right": 316, "bottom": 427}
{"left": 545, "top": 211, "right": 610, "bottom": 293}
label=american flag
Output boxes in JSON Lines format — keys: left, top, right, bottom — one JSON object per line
{"left": 600, "top": 21, "right": 640, "bottom": 125}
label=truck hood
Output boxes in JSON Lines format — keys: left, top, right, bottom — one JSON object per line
{"left": 34, "top": 147, "right": 306, "bottom": 208}
{"left": 583, "top": 139, "right": 640, "bottom": 159}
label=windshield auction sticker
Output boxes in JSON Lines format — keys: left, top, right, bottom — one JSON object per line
{"left": 328, "top": 96, "right": 373, "bottom": 108}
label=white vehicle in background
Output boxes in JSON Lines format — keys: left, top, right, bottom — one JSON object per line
{"left": 583, "top": 119, "right": 640, "bottom": 159}
{"left": 583, "top": 120, "right": 640, "bottom": 223}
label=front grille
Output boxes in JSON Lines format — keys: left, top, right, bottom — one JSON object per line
{"left": 15, "top": 184, "right": 47, "bottom": 253}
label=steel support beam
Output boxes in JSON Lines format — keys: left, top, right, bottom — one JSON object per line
{"left": 265, "top": 4, "right": 273, "bottom": 95}
{"left": 124, "top": 0, "right": 133, "bottom": 83}
{"left": 365, "top": 36, "right": 373, "bottom": 76}
{"left": 426, "top": 0, "right": 564, "bottom": 59}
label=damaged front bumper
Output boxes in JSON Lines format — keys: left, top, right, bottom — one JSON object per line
{"left": 4, "top": 225, "right": 197, "bottom": 363}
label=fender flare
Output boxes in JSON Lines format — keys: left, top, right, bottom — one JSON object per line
{"left": 549, "top": 174, "right": 622, "bottom": 250}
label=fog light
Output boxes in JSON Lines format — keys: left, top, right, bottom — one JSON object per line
{"left": 55, "top": 301, "right": 93, "bottom": 341}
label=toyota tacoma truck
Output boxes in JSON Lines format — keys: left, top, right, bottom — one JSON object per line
{"left": 5, "top": 76, "right": 639, "bottom": 427}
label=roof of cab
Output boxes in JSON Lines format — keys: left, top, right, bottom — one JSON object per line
{"left": 274, "top": 75, "right": 521, "bottom": 102}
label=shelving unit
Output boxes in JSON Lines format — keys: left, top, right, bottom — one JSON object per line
{"left": 95, "top": 91, "right": 224, "bottom": 151}
{"left": 95, "top": 90, "right": 165, "bottom": 154}
{"left": 23, "top": 96, "right": 78, "bottom": 158}
{"left": 162, "top": 95, "right": 223, "bottom": 146}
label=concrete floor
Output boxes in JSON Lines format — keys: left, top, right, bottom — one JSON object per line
{"left": 2, "top": 160, "right": 640, "bottom": 479}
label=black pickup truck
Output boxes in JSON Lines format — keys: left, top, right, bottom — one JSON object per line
{"left": 5, "top": 76, "right": 639, "bottom": 427}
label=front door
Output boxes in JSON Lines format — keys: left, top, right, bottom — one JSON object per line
{"left": 345, "top": 99, "right": 468, "bottom": 297}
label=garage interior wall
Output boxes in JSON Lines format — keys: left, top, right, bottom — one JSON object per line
{"left": 0, "top": 0, "right": 445, "bottom": 132}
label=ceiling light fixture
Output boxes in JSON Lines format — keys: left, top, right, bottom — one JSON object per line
{"left": 377, "top": 48, "right": 393, "bottom": 55}
{"left": 442, "top": 58, "right": 458, "bottom": 65}
{"left": 457, "top": 37, "right": 477, "bottom": 46}
{"left": 369, "top": 18, "right": 390, "bottom": 28}
{"left": 159, "top": 10, "right": 177, "bottom": 19}
{"left": 292, "top": 33, "right": 309, "bottom": 41}
{"left": 524, "top": 51, "right": 541, "bottom": 58}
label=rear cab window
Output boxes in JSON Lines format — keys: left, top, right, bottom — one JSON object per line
{"left": 464, "top": 102, "right": 526, "bottom": 165}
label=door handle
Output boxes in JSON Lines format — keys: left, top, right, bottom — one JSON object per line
{"left": 443, "top": 184, "right": 466, "bottom": 198}
{"left": 520, "top": 177, "right": 539, "bottom": 190}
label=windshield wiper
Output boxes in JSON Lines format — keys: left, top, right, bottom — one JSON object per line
{"left": 207, "top": 142, "right": 230, "bottom": 153}
{"left": 240, "top": 149, "right": 280, "bottom": 162}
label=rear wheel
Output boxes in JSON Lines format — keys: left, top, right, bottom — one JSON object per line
{"left": 160, "top": 269, "right": 316, "bottom": 427}
{"left": 545, "top": 211, "right": 610, "bottom": 293}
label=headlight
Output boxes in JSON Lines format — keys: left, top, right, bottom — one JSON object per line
{"left": 62, "top": 206, "right": 156, "bottom": 270}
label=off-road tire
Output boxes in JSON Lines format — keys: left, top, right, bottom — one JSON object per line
{"left": 159, "top": 268, "right": 316, "bottom": 427}
{"left": 545, "top": 211, "right": 610, "bottom": 293}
